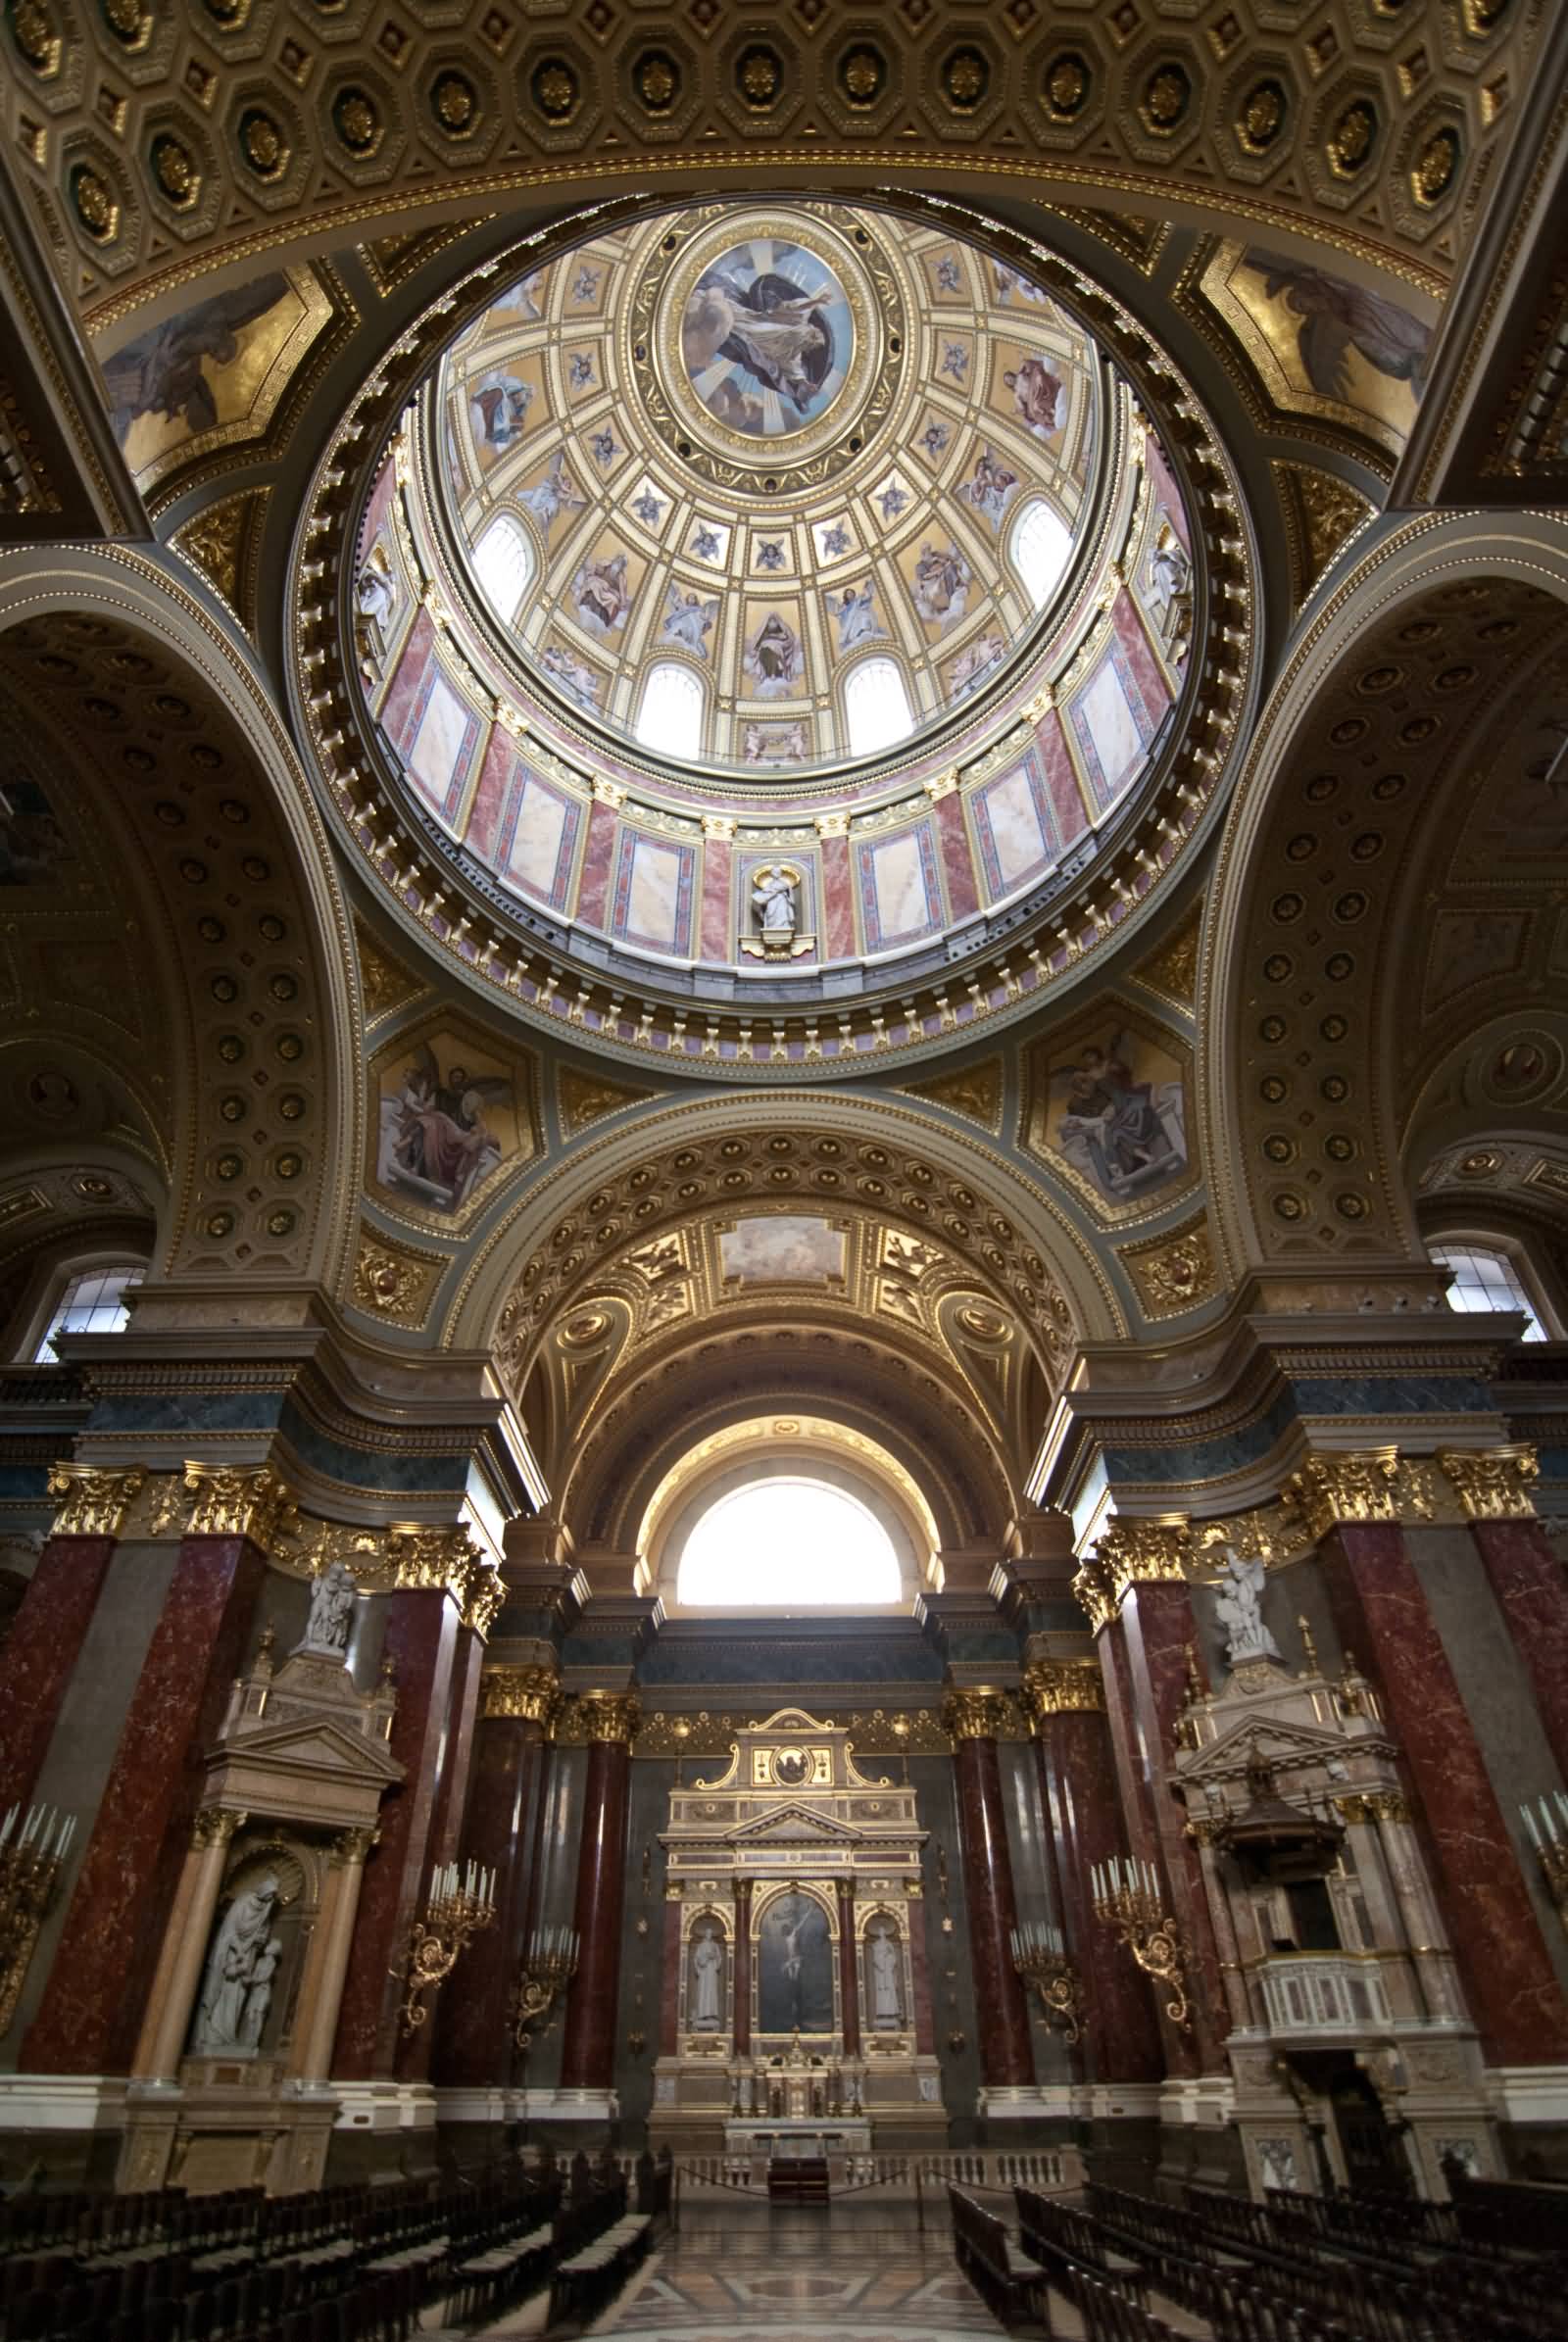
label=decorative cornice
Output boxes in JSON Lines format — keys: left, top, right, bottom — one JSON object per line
{"left": 46, "top": 1462, "right": 145, "bottom": 1539}
{"left": 940, "top": 1688, "right": 1019, "bottom": 1742}
{"left": 479, "top": 1664, "right": 560, "bottom": 1725}
{"left": 182, "top": 1462, "right": 299, "bottom": 1553}
{"left": 1436, "top": 1445, "right": 1540, "bottom": 1522}
{"left": 556, "top": 1691, "right": 642, "bottom": 1746}
{"left": 1284, "top": 1449, "right": 1399, "bottom": 1539}
{"left": 1021, "top": 1659, "right": 1104, "bottom": 1721}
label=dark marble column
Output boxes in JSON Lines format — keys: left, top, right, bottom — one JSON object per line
{"left": 0, "top": 1464, "right": 146, "bottom": 1812}
{"left": 1024, "top": 1658, "right": 1163, "bottom": 2084}
{"left": 942, "top": 1693, "right": 1034, "bottom": 2089}
{"left": 398, "top": 1618, "right": 486, "bottom": 2084}
{"left": 1442, "top": 1454, "right": 1568, "bottom": 1785}
{"left": 559, "top": 1694, "right": 639, "bottom": 2094}
{"left": 331, "top": 1582, "right": 462, "bottom": 2078}
{"left": 22, "top": 1466, "right": 284, "bottom": 2075}
{"left": 732, "top": 1878, "right": 753, "bottom": 2056}
{"left": 837, "top": 1879, "right": 860, "bottom": 2057}
{"left": 1305, "top": 1479, "right": 1568, "bottom": 2068}
{"left": 433, "top": 1664, "right": 555, "bottom": 2090}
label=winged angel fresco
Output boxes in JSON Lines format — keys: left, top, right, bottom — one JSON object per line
{"left": 379, "top": 1043, "right": 511, "bottom": 1214}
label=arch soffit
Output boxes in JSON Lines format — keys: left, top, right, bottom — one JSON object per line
{"left": 1199, "top": 510, "right": 1568, "bottom": 1283}
{"left": 0, "top": 546, "right": 362, "bottom": 1296}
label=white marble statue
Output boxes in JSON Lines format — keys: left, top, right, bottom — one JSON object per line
{"left": 752, "top": 864, "right": 798, "bottom": 941}
{"left": 868, "top": 1927, "right": 902, "bottom": 2026}
{"left": 304, "top": 1560, "right": 356, "bottom": 1654}
{"left": 1213, "top": 1546, "right": 1282, "bottom": 1668}
{"left": 192, "top": 1875, "right": 280, "bottom": 2053}
{"left": 1257, "top": 2137, "right": 1297, "bottom": 2193}
{"left": 238, "top": 1936, "right": 282, "bottom": 2051}
{"left": 690, "top": 1927, "right": 723, "bottom": 2029}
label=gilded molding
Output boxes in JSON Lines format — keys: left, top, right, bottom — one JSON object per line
{"left": 1285, "top": 1450, "right": 1399, "bottom": 1540}
{"left": 46, "top": 1462, "right": 146, "bottom": 1539}
{"left": 940, "top": 1688, "right": 1020, "bottom": 1742}
{"left": 333, "top": 1825, "right": 379, "bottom": 1865}
{"left": 480, "top": 1664, "right": 560, "bottom": 1725}
{"left": 182, "top": 1463, "right": 299, "bottom": 1553}
{"left": 1336, "top": 1790, "right": 1411, "bottom": 1827}
{"left": 190, "top": 1806, "right": 247, "bottom": 1850}
{"left": 631, "top": 1705, "right": 951, "bottom": 1756}
{"left": 1436, "top": 1446, "right": 1540, "bottom": 1522}
{"left": 1098, "top": 1515, "right": 1194, "bottom": 1592}
{"left": 1022, "top": 1659, "right": 1104, "bottom": 1720}
{"left": 1072, "top": 1555, "right": 1118, "bottom": 1635}
{"left": 556, "top": 1692, "right": 641, "bottom": 1746}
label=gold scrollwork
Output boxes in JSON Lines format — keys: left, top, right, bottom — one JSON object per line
{"left": 1335, "top": 1791, "right": 1410, "bottom": 1826}
{"left": 1436, "top": 1445, "right": 1540, "bottom": 1522}
{"left": 1021, "top": 1659, "right": 1104, "bottom": 1721}
{"left": 333, "top": 1826, "right": 379, "bottom": 1865}
{"left": 479, "top": 1664, "right": 561, "bottom": 1726}
{"left": 46, "top": 1463, "right": 146, "bottom": 1539}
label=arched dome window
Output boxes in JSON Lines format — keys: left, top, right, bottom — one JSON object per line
{"left": 635, "top": 661, "right": 705, "bottom": 759}
{"left": 471, "top": 512, "right": 534, "bottom": 625}
{"left": 844, "top": 657, "right": 913, "bottom": 757}
{"left": 676, "top": 1476, "right": 902, "bottom": 1609}
{"left": 31, "top": 1263, "right": 143, "bottom": 1363}
{"left": 1429, "top": 1242, "right": 1549, "bottom": 1341}
{"left": 1008, "top": 496, "right": 1071, "bottom": 611}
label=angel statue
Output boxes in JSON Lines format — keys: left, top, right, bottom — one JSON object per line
{"left": 304, "top": 1559, "right": 357, "bottom": 1655}
{"left": 1212, "top": 1545, "right": 1282, "bottom": 1669}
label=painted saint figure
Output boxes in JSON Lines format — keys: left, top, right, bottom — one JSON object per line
{"left": 1004, "top": 357, "right": 1064, "bottom": 441}
{"left": 911, "top": 541, "right": 971, "bottom": 632}
{"left": 517, "top": 452, "right": 586, "bottom": 540}
{"left": 1053, "top": 1029, "right": 1186, "bottom": 1203}
{"left": 830, "top": 581, "right": 884, "bottom": 654}
{"left": 744, "top": 612, "right": 805, "bottom": 699}
{"left": 662, "top": 585, "right": 719, "bottom": 658}
{"left": 571, "top": 552, "right": 631, "bottom": 638}
{"left": 385, "top": 1044, "right": 510, "bottom": 1214}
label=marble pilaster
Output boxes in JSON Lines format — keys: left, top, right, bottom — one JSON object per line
{"left": 1460, "top": 1511, "right": 1568, "bottom": 1786}
{"left": 837, "top": 1879, "right": 860, "bottom": 2058}
{"left": 0, "top": 1465, "right": 145, "bottom": 1813}
{"left": 943, "top": 1695, "right": 1034, "bottom": 2090}
{"left": 732, "top": 1878, "right": 753, "bottom": 2057}
{"left": 397, "top": 1619, "right": 485, "bottom": 2084}
{"left": 559, "top": 1696, "right": 638, "bottom": 2093}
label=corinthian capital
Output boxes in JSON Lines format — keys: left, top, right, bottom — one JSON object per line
{"left": 939, "top": 1688, "right": 1016, "bottom": 1742}
{"left": 46, "top": 1463, "right": 146, "bottom": 1539}
{"left": 1096, "top": 1515, "right": 1194, "bottom": 1598}
{"left": 182, "top": 1462, "right": 299, "bottom": 1551}
{"left": 1022, "top": 1659, "right": 1104, "bottom": 1722}
{"left": 1437, "top": 1445, "right": 1540, "bottom": 1522}
{"left": 1285, "top": 1449, "right": 1399, "bottom": 1540}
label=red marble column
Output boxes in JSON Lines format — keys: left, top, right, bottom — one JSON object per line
{"left": 0, "top": 1537, "right": 114, "bottom": 1814}
{"left": 1316, "top": 1516, "right": 1568, "bottom": 2066}
{"left": 399, "top": 1621, "right": 485, "bottom": 2083}
{"left": 907, "top": 1888, "right": 937, "bottom": 2054}
{"left": 23, "top": 1524, "right": 266, "bottom": 2074}
{"left": 433, "top": 1669, "right": 553, "bottom": 2090}
{"left": 943, "top": 1697, "right": 1034, "bottom": 2088}
{"left": 1463, "top": 1514, "right": 1568, "bottom": 1785}
{"left": 331, "top": 1586, "right": 461, "bottom": 2078}
{"left": 658, "top": 1898, "right": 682, "bottom": 2057}
{"left": 559, "top": 1696, "right": 638, "bottom": 2093}
{"left": 837, "top": 1879, "right": 860, "bottom": 2056}
{"left": 732, "top": 1878, "right": 753, "bottom": 2056}
{"left": 1026, "top": 1662, "right": 1163, "bottom": 2084}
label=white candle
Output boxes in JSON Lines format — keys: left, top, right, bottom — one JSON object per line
{"left": 1522, "top": 1804, "right": 1543, "bottom": 1850}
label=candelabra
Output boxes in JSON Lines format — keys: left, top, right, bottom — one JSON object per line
{"left": 512, "top": 1925, "right": 579, "bottom": 2053}
{"left": 1521, "top": 1792, "right": 1568, "bottom": 1932}
{"left": 397, "top": 1861, "right": 496, "bottom": 2036}
{"left": 1091, "top": 1856, "right": 1193, "bottom": 2033}
{"left": 1008, "top": 1920, "right": 1084, "bottom": 2046}
{"left": 0, "top": 1804, "right": 77, "bottom": 2035}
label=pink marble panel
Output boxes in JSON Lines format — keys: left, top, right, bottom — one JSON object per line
{"left": 0, "top": 1536, "right": 116, "bottom": 1814}
{"left": 934, "top": 790, "right": 980, "bottom": 921}
{"left": 1469, "top": 1518, "right": 1568, "bottom": 1783}
{"left": 574, "top": 799, "right": 619, "bottom": 930}
{"left": 700, "top": 836, "right": 731, "bottom": 962}
{"left": 1111, "top": 589, "right": 1175, "bottom": 723}
{"left": 820, "top": 833, "right": 856, "bottom": 961}
{"left": 1036, "top": 709, "right": 1089, "bottom": 848}
{"left": 955, "top": 1733, "right": 1034, "bottom": 2086}
{"left": 376, "top": 610, "right": 436, "bottom": 747}
{"left": 1320, "top": 1522, "right": 1568, "bottom": 2066}
{"left": 466, "top": 727, "right": 514, "bottom": 862}
{"left": 361, "top": 454, "right": 396, "bottom": 548}
{"left": 23, "top": 1536, "right": 264, "bottom": 2075}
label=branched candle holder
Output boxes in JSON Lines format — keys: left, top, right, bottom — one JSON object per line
{"left": 1521, "top": 1792, "right": 1568, "bottom": 1933}
{"left": 513, "top": 1925, "right": 579, "bottom": 2053}
{"left": 396, "top": 1861, "right": 495, "bottom": 2036}
{"left": 1091, "top": 1856, "right": 1193, "bottom": 2033}
{"left": 1009, "top": 1920, "right": 1084, "bottom": 2046}
{"left": 0, "top": 1804, "right": 76, "bottom": 2036}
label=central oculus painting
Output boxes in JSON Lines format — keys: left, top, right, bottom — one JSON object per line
{"left": 680, "top": 239, "right": 853, "bottom": 439}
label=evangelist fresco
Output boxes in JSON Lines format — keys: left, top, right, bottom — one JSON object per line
{"left": 680, "top": 239, "right": 853, "bottom": 437}
{"left": 372, "top": 1030, "right": 532, "bottom": 1222}
{"left": 98, "top": 268, "right": 333, "bottom": 491}
{"left": 1198, "top": 244, "right": 1431, "bottom": 455}
{"left": 758, "top": 1890, "right": 834, "bottom": 2033}
{"left": 1027, "top": 1015, "right": 1192, "bottom": 1216}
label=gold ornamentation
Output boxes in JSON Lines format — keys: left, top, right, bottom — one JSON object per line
{"left": 70, "top": 166, "right": 120, "bottom": 243}
{"left": 480, "top": 1664, "right": 560, "bottom": 1725}
{"left": 396, "top": 1867, "right": 495, "bottom": 2034}
{"left": 0, "top": 1813, "right": 74, "bottom": 2036}
{"left": 1285, "top": 1450, "right": 1399, "bottom": 1540}
{"left": 557, "top": 1692, "right": 641, "bottom": 1745}
{"left": 1072, "top": 1555, "right": 1117, "bottom": 1635}
{"left": 190, "top": 1806, "right": 246, "bottom": 1849}
{"left": 182, "top": 1463, "right": 298, "bottom": 1552}
{"left": 352, "top": 1225, "right": 446, "bottom": 1327}
{"left": 12, "top": 1, "right": 62, "bottom": 76}
{"left": 46, "top": 1463, "right": 145, "bottom": 1539}
{"left": 1120, "top": 1213, "right": 1217, "bottom": 1319}
{"left": 1096, "top": 1515, "right": 1193, "bottom": 1590}
{"left": 171, "top": 492, "right": 264, "bottom": 610}
{"left": 940, "top": 1689, "right": 1018, "bottom": 1742}
{"left": 1272, "top": 463, "right": 1376, "bottom": 604}
{"left": 1327, "top": 97, "right": 1378, "bottom": 179}
{"left": 1093, "top": 1862, "right": 1192, "bottom": 2032}
{"left": 1021, "top": 1660, "right": 1103, "bottom": 1720}
{"left": 1134, "top": 909, "right": 1200, "bottom": 1006}
{"left": 1192, "top": 1505, "right": 1306, "bottom": 1571}
{"left": 1436, "top": 1445, "right": 1539, "bottom": 1522}
{"left": 1335, "top": 1791, "right": 1410, "bottom": 1826}
{"left": 150, "top": 135, "right": 200, "bottom": 208}
{"left": 1012, "top": 1937, "right": 1084, "bottom": 2045}
{"left": 900, "top": 1058, "right": 1003, "bottom": 1132}
{"left": 558, "top": 1067, "right": 656, "bottom": 1138}
{"left": 354, "top": 920, "right": 427, "bottom": 1023}
{"left": 333, "top": 1825, "right": 379, "bottom": 1864}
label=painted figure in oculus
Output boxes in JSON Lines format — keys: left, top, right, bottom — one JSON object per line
{"left": 948, "top": 635, "right": 1005, "bottom": 703}
{"left": 1053, "top": 1028, "right": 1187, "bottom": 1202}
{"left": 495, "top": 268, "right": 545, "bottom": 322}
{"left": 385, "top": 1044, "right": 510, "bottom": 1213}
{"left": 744, "top": 612, "right": 806, "bottom": 698}
{"left": 993, "top": 262, "right": 1051, "bottom": 308}
{"left": 192, "top": 1874, "right": 280, "bottom": 2054}
{"left": 517, "top": 452, "right": 586, "bottom": 539}
{"left": 911, "top": 541, "right": 972, "bottom": 631}
{"left": 304, "top": 1560, "right": 357, "bottom": 1655}
{"left": 1213, "top": 1547, "right": 1282, "bottom": 1669}
{"left": 468, "top": 371, "right": 535, "bottom": 451}
{"left": 662, "top": 585, "right": 719, "bottom": 658}
{"left": 540, "top": 641, "right": 601, "bottom": 709}
{"left": 1004, "top": 356, "right": 1064, "bottom": 440}
{"left": 752, "top": 863, "right": 799, "bottom": 940}
{"left": 690, "top": 1927, "right": 723, "bottom": 2029}
{"left": 957, "top": 446, "right": 1021, "bottom": 532}
{"left": 868, "top": 1927, "right": 903, "bottom": 2027}
{"left": 571, "top": 552, "right": 632, "bottom": 638}
{"left": 680, "top": 241, "right": 849, "bottom": 436}
{"left": 830, "top": 580, "right": 884, "bottom": 654}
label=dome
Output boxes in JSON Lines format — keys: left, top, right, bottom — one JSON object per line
{"left": 349, "top": 196, "right": 1209, "bottom": 1013}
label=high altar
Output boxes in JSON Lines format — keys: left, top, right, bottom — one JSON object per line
{"left": 651, "top": 1710, "right": 945, "bottom": 2168}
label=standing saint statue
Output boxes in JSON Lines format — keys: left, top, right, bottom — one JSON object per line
{"left": 752, "top": 864, "right": 798, "bottom": 945}
{"left": 304, "top": 1560, "right": 357, "bottom": 1654}
{"left": 868, "top": 1928, "right": 902, "bottom": 2027}
{"left": 690, "top": 1927, "right": 723, "bottom": 2030}
{"left": 192, "top": 1874, "right": 280, "bottom": 2053}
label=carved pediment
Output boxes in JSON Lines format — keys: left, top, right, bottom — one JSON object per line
{"left": 729, "top": 1803, "right": 858, "bottom": 1843}
{"left": 1175, "top": 1713, "right": 1388, "bottom": 1787}
{"left": 208, "top": 1714, "right": 404, "bottom": 1788}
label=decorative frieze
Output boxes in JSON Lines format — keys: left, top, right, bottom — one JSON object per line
{"left": 45, "top": 1463, "right": 146, "bottom": 1539}
{"left": 631, "top": 1705, "right": 952, "bottom": 1758}
{"left": 1021, "top": 1659, "right": 1104, "bottom": 1721}
{"left": 1437, "top": 1446, "right": 1540, "bottom": 1522}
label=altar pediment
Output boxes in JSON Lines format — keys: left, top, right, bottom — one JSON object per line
{"left": 730, "top": 1803, "right": 858, "bottom": 1844}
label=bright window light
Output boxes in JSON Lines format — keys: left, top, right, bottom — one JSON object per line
{"left": 677, "top": 1477, "right": 902, "bottom": 1608}
{"left": 636, "top": 661, "right": 705, "bottom": 758}
{"left": 472, "top": 513, "right": 534, "bottom": 625}
{"left": 33, "top": 1265, "right": 143, "bottom": 1362}
{"left": 844, "top": 657, "right": 913, "bottom": 756}
{"left": 1430, "top": 1243, "right": 1547, "bottom": 1341}
{"left": 1009, "top": 497, "right": 1071, "bottom": 610}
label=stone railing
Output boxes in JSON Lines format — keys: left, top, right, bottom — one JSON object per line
{"left": 673, "top": 2144, "right": 1082, "bottom": 2195}
{"left": 1257, "top": 1953, "right": 1393, "bottom": 2037}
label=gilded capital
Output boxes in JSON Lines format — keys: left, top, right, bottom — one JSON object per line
{"left": 480, "top": 1663, "right": 560, "bottom": 1726}
{"left": 47, "top": 1463, "right": 146, "bottom": 1539}
{"left": 1096, "top": 1515, "right": 1194, "bottom": 1600}
{"left": 464, "top": 1563, "right": 505, "bottom": 1639}
{"left": 564, "top": 1691, "right": 641, "bottom": 1745}
{"left": 940, "top": 1688, "right": 1015, "bottom": 1742}
{"left": 333, "top": 1824, "right": 379, "bottom": 1865}
{"left": 1285, "top": 1449, "right": 1399, "bottom": 1540}
{"left": 1022, "top": 1659, "right": 1104, "bottom": 1722}
{"left": 1071, "top": 1555, "right": 1117, "bottom": 1635}
{"left": 191, "top": 1805, "right": 246, "bottom": 1849}
{"left": 183, "top": 1462, "right": 298, "bottom": 1552}
{"left": 386, "top": 1524, "right": 480, "bottom": 1597}
{"left": 1437, "top": 1445, "right": 1539, "bottom": 1522}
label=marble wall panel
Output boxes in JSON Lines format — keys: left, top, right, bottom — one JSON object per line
{"left": 611, "top": 832, "right": 696, "bottom": 957}
{"left": 1036, "top": 709, "right": 1089, "bottom": 848}
{"left": 574, "top": 800, "right": 619, "bottom": 930}
{"left": 700, "top": 836, "right": 731, "bottom": 961}
{"left": 1110, "top": 590, "right": 1174, "bottom": 729}
{"left": 0, "top": 1537, "right": 117, "bottom": 1815}
{"left": 856, "top": 822, "right": 944, "bottom": 953}
{"left": 1069, "top": 638, "right": 1157, "bottom": 816}
{"left": 377, "top": 610, "right": 436, "bottom": 746}
{"left": 820, "top": 832, "right": 856, "bottom": 960}
{"left": 971, "top": 748, "right": 1062, "bottom": 902}
{"left": 496, "top": 757, "right": 581, "bottom": 911}
{"left": 401, "top": 665, "right": 483, "bottom": 830}
{"left": 933, "top": 790, "right": 980, "bottom": 922}
{"left": 465, "top": 727, "right": 514, "bottom": 865}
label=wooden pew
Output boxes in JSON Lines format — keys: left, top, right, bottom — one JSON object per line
{"left": 947, "top": 2184, "right": 1050, "bottom": 2332}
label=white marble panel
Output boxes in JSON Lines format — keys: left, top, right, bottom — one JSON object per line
{"left": 1079, "top": 655, "right": 1142, "bottom": 794}
{"left": 507, "top": 774, "right": 568, "bottom": 900}
{"left": 984, "top": 765, "right": 1049, "bottom": 889}
{"left": 626, "top": 836, "right": 684, "bottom": 949}
{"left": 870, "top": 832, "right": 931, "bottom": 942}
{"left": 408, "top": 673, "right": 472, "bottom": 821}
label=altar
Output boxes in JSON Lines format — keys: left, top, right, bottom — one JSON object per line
{"left": 649, "top": 1709, "right": 946, "bottom": 2153}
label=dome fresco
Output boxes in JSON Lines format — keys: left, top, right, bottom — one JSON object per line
{"left": 354, "top": 199, "right": 1200, "bottom": 993}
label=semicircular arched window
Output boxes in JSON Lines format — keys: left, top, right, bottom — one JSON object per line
{"left": 31, "top": 1263, "right": 144, "bottom": 1363}
{"left": 635, "top": 660, "right": 705, "bottom": 759}
{"left": 471, "top": 512, "right": 535, "bottom": 626}
{"left": 1009, "top": 495, "right": 1071, "bottom": 611}
{"left": 676, "top": 1476, "right": 902, "bottom": 1609}
{"left": 1429, "top": 1241, "right": 1548, "bottom": 1341}
{"left": 844, "top": 656, "right": 913, "bottom": 758}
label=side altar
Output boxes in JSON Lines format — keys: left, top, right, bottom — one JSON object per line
{"left": 650, "top": 1708, "right": 945, "bottom": 2159}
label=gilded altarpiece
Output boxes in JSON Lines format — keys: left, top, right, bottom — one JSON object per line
{"left": 651, "top": 1711, "right": 944, "bottom": 2168}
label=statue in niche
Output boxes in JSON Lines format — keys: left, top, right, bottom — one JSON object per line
{"left": 1148, "top": 522, "right": 1193, "bottom": 644}
{"left": 690, "top": 1926, "right": 723, "bottom": 2030}
{"left": 1213, "top": 1546, "right": 1282, "bottom": 1669}
{"left": 192, "top": 1873, "right": 280, "bottom": 2053}
{"left": 1257, "top": 2137, "right": 1298, "bottom": 2193}
{"left": 752, "top": 864, "right": 798, "bottom": 949}
{"left": 238, "top": 1936, "right": 283, "bottom": 2050}
{"left": 304, "top": 1560, "right": 357, "bottom": 1654}
{"left": 868, "top": 1927, "right": 903, "bottom": 2027}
